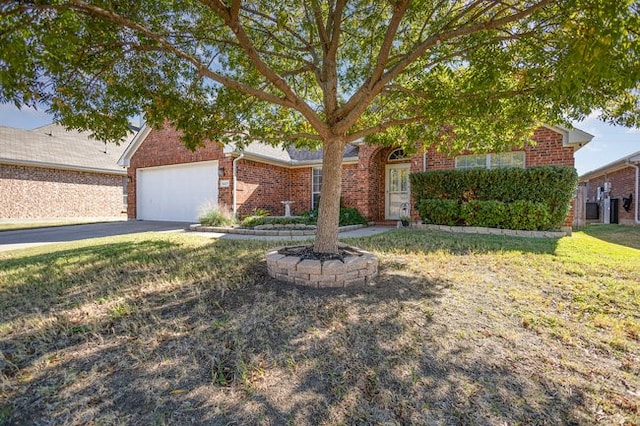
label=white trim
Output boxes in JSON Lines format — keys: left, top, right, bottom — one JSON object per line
{"left": 541, "top": 124, "right": 594, "bottom": 151}
{"left": 629, "top": 163, "right": 640, "bottom": 224}
{"left": 118, "top": 124, "right": 151, "bottom": 167}
{"left": 311, "top": 167, "right": 322, "bottom": 209}
{"left": 387, "top": 148, "right": 409, "bottom": 162}
{"left": 385, "top": 163, "right": 411, "bottom": 220}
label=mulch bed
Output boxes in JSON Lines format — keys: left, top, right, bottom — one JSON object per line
{"left": 278, "top": 244, "right": 363, "bottom": 262}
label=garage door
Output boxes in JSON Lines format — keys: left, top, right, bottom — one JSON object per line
{"left": 137, "top": 160, "right": 219, "bottom": 222}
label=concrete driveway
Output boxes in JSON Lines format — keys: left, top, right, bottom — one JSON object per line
{"left": 0, "top": 221, "right": 191, "bottom": 252}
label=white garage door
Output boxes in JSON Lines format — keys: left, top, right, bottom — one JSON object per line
{"left": 137, "top": 160, "right": 219, "bottom": 222}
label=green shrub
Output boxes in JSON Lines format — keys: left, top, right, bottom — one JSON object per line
{"left": 417, "top": 199, "right": 460, "bottom": 226}
{"left": 251, "top": 207, "right": 270, "bottom": 217}
{"left": 460, "top": 200, "right": 507, "bottom": 228}
{"left": 339, "top": 207, "right": 368, "bottom": 226}
{"left": 300, "top": 207, "right": 368, "bottom": 226}
{"left": 505, "top": 200, "right": 551, "bottom": 230}
{"left": 411, "top": 166, "right": 577, "bottom": 229}
{"left": 240, "top": 215, "right": 311, "bottom": 228}
{"left": 199, "top": 204, "right": 236, "bottom": 227}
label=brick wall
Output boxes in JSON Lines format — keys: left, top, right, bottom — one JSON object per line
{"left": 236, "top": 160, "right": 290, "bottom": 217}
{"left": 127, "top": 126, "right": 230, "bottom": 219}
{"left": 127, "top": 124, "right": 579, "bottom": 225}
{"left": 422, "top": 127, "right": 574, "bottom": 170}
{"left": 0, "top": 164, "right": 124, "bottom": 219}
{"left": 411, "top": 127, "right": 576, "bottom": 226}
{"left": 582, "top": 166, "right": 637, "bottom": 225}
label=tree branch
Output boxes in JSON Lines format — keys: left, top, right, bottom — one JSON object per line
{"left": 208, "top": 1, "right": 328, "bottom": 135}
{"left": 45, "top": 0, "right": 297, "bottom": 110}
{"left": 336, "top": 0, "right": 554, "bottom": 134}
{"left": 345, "top": 116, "right": 427, "bottom": 143}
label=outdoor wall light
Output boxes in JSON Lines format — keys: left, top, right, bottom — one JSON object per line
{"left": 218, "top": 166, "right": 225, "bottom": 177}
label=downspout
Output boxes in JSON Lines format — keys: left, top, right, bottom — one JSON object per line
{"left": 629, "top": 162, "right": 640, "bottom": 224}
{"left": 232, "top": 153, "right": 244, "bottom": 218}
{"left": 423, "top": 152, "right": 427, "bottom": 172}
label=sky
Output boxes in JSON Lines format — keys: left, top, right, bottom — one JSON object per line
{"left": 1, "top": 102, "right": 638, "bottom": 176}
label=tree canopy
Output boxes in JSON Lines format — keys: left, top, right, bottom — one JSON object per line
{"left": 1, "top": 0, "right": 639, "bottom": 252}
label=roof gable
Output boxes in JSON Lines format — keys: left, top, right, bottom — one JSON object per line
{"left": 580, "top": 149, "right": 640, "bottom": 181}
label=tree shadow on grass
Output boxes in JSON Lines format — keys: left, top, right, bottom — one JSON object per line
{"left": 0, "top": 235, "right": 595, "bottom": 425}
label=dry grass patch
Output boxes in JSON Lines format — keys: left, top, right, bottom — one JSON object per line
{"left": 0, "top": 227, "right": 638, "bottom": 425}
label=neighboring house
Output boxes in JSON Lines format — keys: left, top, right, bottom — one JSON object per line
{"left": 0, "top": 123, "right": 134, "bottom": 220}
{"left": 119, "top": 124, "right": 592, "bottom": 226}
{"left": 577, "top": 150, "right": 640, "bottom": 226}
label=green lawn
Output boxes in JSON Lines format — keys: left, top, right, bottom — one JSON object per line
{"left": 0, "top": 226, "right": 638, "bottom": 425}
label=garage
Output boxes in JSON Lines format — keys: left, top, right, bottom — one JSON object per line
{"left": 136, "top": 160, "right": 219, "bottom": 222}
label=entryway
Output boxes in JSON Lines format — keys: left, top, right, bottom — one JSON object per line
{"left": 385, "top": 163, "right": 410, "bottom": 220}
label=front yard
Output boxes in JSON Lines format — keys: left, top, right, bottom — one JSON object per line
{"left": 0, "top": 226, "right": 638, "bottom": 425}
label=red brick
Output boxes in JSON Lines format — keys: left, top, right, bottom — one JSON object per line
{"left": 0, "top": 164, "right": 125, "bottom": 219}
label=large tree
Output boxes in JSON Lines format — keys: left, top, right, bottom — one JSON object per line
{"left": 1, "top": 0, "right": 638, "bottom": 253}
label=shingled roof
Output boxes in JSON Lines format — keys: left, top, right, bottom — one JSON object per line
{"left": 222, "top": 140, "right": 359, "bottom": 165}
{"left": 1, "top": 123, "right": 133, "bottom": 175}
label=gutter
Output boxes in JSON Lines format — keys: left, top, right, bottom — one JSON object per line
{"left": 228, "top": 150, "right": 358, "bottom": 168}
{"left": 629, "top": 161, "right": 640, "bottom": 224}
{"left": 232, "top": 153, "right": 244, "bottom": 218}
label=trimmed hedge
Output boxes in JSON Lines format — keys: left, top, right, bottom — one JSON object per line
{"left": 417, "top": 199, "right": 460, "bottom": 226}
{"left": 241, "top": 207, "right": 368, "bottom": 228}
{"left": 421, "top": 199, "right": 552, "bottom": 230}
{"left": 411, "top": 166, "right": 578, "bottom": 229}
{"left": 240, "top": 215, "right": 312, "bottom": 228}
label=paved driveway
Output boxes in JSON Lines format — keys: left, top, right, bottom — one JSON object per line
{"left": 0, "top": 221, "right": 191, "bottom": 252}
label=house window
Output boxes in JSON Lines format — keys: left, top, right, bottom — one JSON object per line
{"left": 455, "top": 154, "right": 487, "bottom": 170}
{"left": 455, "top": 151, "right": 525, "bottom": 170}
{"left": 312, "top": 167, "right": 322, "bottom": 209}
{"left": 388, "top": 148, "right": 408, "bottom": 162}
{"left": 491, "top": 151, "right": 525, "bottom": 169}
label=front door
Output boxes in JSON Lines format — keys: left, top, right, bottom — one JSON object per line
{"left": 385, "top": 164, "right": 411, "bottom": 220}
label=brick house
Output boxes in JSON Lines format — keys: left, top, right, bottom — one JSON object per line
{"left": 0, "top": 123, "right": 134, "bottom": 220}
{"left": 119, "top": 124, "right": 592, "bottom": 225}
{"left": 577, "top": 150, "right": 640, "bottom": 226}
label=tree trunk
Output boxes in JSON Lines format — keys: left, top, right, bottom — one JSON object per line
{"left": 313, "top": 136, "right": 346, "bottom": 254}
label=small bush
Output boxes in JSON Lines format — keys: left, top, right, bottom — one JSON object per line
{"left": 299, "top": 207, "right": 368, "bottom": 226}
{"left": 417, "top": 199, "right": 460, "bottom": 226}
{"left": 251, "top": 207, "right": 270, "bottom": 217}
{"left": 339, "top": 207, "right": 368, "bottom": 226}
{"left": 199, "top": 203, "right": 236, "bottom": 227}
